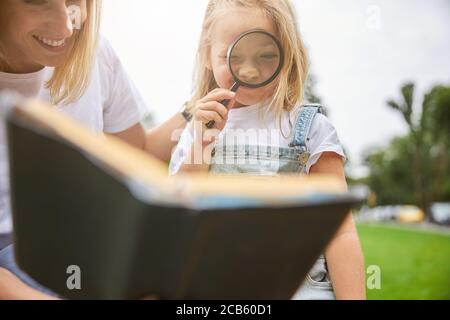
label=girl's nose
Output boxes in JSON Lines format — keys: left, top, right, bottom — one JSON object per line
{"left": 46, "top": 2, "right": 75, "bottom": 38}
{"left": 238, "top": 65, "right": 260, "bottom": 84}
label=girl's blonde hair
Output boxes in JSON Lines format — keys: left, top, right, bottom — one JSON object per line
{"left": 190, "top": 0, "right": 309, "bottom": 117}
{"left": 0, "top": 0, "right": 102, "bottom": 105}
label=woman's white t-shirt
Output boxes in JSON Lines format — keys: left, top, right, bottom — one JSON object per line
{"left": 0, "top": 37, "right": 147, "bottom": 235}
{"left": 169, "top": 103, "right": 346, "bottom": 175}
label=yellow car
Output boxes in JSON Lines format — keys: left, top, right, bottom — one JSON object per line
{"left": 397, "top": 205, "right": 425, "bottom": 223}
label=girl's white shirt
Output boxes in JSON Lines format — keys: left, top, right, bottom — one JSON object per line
{"left": 169, "top": 103, "right": 346, "bottom": 175}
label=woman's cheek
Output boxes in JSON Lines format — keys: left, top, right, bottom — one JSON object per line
{"left": 5, "top": 10, "right": 38, "bottom": 46}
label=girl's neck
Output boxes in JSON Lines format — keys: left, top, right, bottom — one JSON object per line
{"left": 232, "top": 101, "right": 248, "bottom": 109}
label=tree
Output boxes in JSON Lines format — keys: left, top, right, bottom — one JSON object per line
{"left": 304, "top": 74, "right": 328, "bottom": 116}
{"left": 304, "top": 74, "right": 322, "bottom": 104}
{"left": 387, "top": 83, "right": 432, "bottom": 216}
{"left": 422, "top": 85, "right": 450, "bottom": 147}
{"left": 365, "top": 83, "right": 450, "bottom": 218}
{"left": 364, "top": 136, "right": 416, "bottom": 205}
{"left": 422, "top": 85, "right": 450, "bottom": 202}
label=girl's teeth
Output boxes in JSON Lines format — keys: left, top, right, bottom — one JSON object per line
{"left": 36, "top": 36, "right": 65, "bottom": 47}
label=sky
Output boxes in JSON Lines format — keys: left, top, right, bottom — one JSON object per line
{"left": 101, "top": 0, "right": 450, "bottom": 177}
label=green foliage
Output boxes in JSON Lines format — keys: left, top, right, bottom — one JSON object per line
{"left": 387, "top": 83, "right": 415, "bottom": 128}
{"left": 364, "top": 83, "right": 450, "bottom": 211}
{"left": 364, "top": 136, "right": 416, "bottom": 205}
{"left": 423, "top": 85, "right": 450, "bottom": 146}
{"left": 304, "top": 74, "right": 322, "bottom": 105}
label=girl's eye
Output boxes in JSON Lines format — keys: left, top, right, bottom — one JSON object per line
{"left": 260, "top": 53, "right": 278, "bottom": 60}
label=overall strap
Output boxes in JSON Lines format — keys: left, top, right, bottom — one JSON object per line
{"left": 289, "top": 104, "right": 323, "bottom": 165}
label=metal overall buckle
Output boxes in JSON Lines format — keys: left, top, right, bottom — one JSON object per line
{"left": 296, "top": 146, "right": 310, "bottom": 166}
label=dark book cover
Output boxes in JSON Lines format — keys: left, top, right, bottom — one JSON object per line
{"left": 3, "top": 97, "right": 361, "bottom": 299}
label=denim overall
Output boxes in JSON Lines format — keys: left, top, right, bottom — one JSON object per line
{"left": 210, "top": 105, "right": 336, "bottom": 300}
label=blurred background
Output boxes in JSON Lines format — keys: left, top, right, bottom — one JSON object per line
{"left": 101, "top": 0, "right": 450, "bottom": 299}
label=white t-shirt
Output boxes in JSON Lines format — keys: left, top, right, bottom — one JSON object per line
{"left": 0, "top": 37, "right": 147, "bottom": 235}
{"left": 169, "top": 103, "right": 345, "bottom": 175}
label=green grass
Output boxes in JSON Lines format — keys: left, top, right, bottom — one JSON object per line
{"left": 357, "top": 223, "right": 450, "bottom": 300}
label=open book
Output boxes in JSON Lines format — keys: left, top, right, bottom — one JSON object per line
{"left": 2, "top": 94, "right": 361, "bottom": 300}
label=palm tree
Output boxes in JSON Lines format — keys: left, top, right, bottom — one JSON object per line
{"left": 387, "top": 83, "right": 432, "bottom": 217}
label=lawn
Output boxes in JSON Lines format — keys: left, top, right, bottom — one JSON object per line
{"left": 356, "top": 223, "right": 450, "bottom": 300}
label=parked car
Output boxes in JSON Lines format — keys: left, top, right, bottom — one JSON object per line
{"left": 357, "top": 205, "right": 425, "bottom": 224}
{"left": 357, "top": 205, "right": 398, "bottom": 222}
{"left": 397, "top": 205, "right": 425, "bottom": 223}
{"left": 431, "top": 202, "right": 450, "bottom": 225}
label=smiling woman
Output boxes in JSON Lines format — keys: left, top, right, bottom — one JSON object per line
{"left": 0, "top": 0, "right": 191, "bottom": 300}
{"left": 0, "top": 0, "right": 101, "bottom": 105}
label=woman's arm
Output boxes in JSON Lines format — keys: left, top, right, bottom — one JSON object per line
{"left": 310, "top": 152, "right": 366, "bottom": 300}
{"left": 0, "top": 268, "right": 57, "bottom": 300}
{"left": 111, "top": 90, "right": 234, "bottom": 164}
{"left": 110, "top": 112, "right": 187, "bottom": 162}
{"left": 179, "top": 134, "right": 216, "bottom": 173}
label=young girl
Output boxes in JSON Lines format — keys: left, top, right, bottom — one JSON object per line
{"left": 169, "top": 0, "right": 366, "bottom": 300}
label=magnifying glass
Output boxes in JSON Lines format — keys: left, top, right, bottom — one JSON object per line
{"left": 206, "top": 29, "right": 284, "bottom": 129}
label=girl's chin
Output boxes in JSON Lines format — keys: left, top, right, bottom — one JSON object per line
{"left": 235, "top": 94, "right": 265, "bottom": 107}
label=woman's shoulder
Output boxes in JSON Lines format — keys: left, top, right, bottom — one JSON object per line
{"left": 96, "top": 36, "right": 119, "bottom": 68}
{"left": 99, "top": 36, "right": 120, "bottom": 57}
{"left": 92, "top": 36, "right": 130, "bottom": 94}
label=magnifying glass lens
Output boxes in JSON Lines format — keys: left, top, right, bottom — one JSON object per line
{"left": 229, "top": 32, "right": 282, "bottom": 87}
{"left": 206, "top": 30, "right": 284, "bottom": 129}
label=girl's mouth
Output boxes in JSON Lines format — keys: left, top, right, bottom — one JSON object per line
{"left": 33, "top": 35, "right": 67, "bottom": 53}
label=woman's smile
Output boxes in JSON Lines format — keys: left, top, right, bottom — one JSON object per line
{"left": 32, "top": 35, "right": 68, "bottom": 54}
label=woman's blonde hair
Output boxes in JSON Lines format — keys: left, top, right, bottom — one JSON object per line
{"left": 0, "top": 0, "right": 102, "bottom": 105}
{"left": 189, "top": 0, "right": 309, "bottom": 117}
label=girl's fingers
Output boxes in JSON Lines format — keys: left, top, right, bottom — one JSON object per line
{"left": 200, "top": 89, "right": 236, "bottom": 104}
{"left": 200, "top": 101, "right": 228, "bottom": 119}
{"left": 196, "top": 110, "right": 223, "bottom": 124}
{"left": 193, "top": 89, "right": 235, "bottom": 131}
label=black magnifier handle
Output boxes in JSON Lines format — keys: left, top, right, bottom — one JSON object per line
{"left": 206, "top": 82, "right": 240, "bottom": 129}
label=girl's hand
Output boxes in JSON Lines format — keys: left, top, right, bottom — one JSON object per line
{"left": 178, "top": 89, "right": 236, "bottom": 173}
{"left": 193, "top": 88, "right": 236, "bottom": 131}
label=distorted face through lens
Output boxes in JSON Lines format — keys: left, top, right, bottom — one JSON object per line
{"left": 229, "top": 31, "right": 282, "bottom": 87}
{"left": 209, "top": 14, "right": 284, "bottom": 108}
